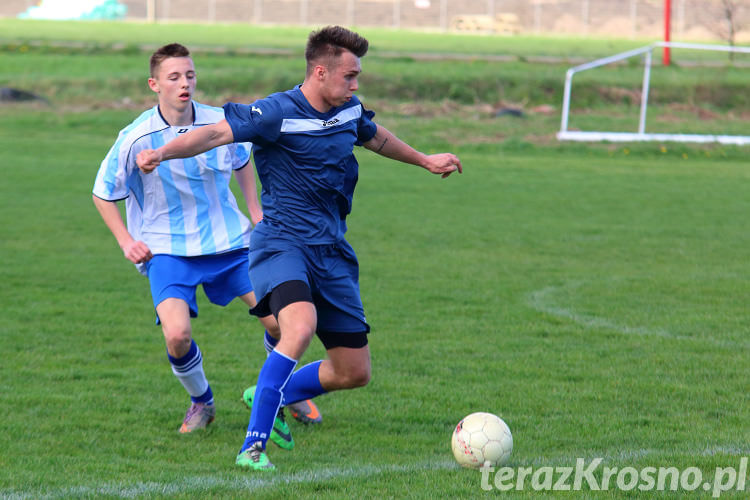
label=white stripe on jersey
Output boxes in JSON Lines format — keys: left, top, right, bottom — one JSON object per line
{"left": 280, "top": 105, "right": 362, "bottom": 133}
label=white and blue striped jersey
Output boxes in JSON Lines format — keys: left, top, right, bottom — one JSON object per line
{"left": 93, "top": 102, "right": 253, "bottom": 265}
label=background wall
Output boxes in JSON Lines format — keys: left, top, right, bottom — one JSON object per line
{"left": 3, "top": 0, "right": 749, "bottom": 42}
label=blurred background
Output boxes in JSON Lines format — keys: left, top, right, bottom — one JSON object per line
{"left": 3, "top": 0, "right": 749, "bottom": 43}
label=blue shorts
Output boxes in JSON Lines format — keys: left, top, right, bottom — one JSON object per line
{"left": 146, "top": 248, "right": 253, "bottom": 321}
{"left": 249, "top": 232, "right": 370, "bottom": 335}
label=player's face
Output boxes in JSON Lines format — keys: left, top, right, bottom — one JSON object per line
{"left": 148, "top": 56, "right": 196, "bottom": 112}
{"left": 321, "top": 50, "right": 361, "bottom": 109}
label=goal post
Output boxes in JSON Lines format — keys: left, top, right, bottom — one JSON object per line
{"left": 557, "top": 41, "right": 750, "bottom": 146}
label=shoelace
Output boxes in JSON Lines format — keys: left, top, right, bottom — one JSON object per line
{"left": 184, "top": 404, "right": 200, "bottom": 420}
{"left": 249, "top": 444, "right": 263, "bottom": 462}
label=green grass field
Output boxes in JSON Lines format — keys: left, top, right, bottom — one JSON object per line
{"left": 0, "top": 18, "right": 677, "bottom": 58}
{"left": 1, "top": 20, "right": 749, "bottom": 499}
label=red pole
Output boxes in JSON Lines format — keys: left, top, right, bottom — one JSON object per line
{"left": 664, "top": 0, "right": 671, "bottom": 66}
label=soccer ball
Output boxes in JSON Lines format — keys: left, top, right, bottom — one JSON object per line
{"left": 451, "top": 412, "right": 513, "bottom": 468}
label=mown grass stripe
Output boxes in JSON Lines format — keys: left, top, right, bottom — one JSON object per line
{"left": 1, "top": 460, "right": 458, "bottom": 499}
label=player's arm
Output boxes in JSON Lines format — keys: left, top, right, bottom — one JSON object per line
{"left": 136, "top": 119, "right": 235, "bottom": 173}
{"left": 92, "top": 195, "right": 153, "bottom": 264}
{"left": 234, "top": 160, "right": 263, "bottom": 225}
{"left": 362, "top": 123, "right": 462, "bottom": 178}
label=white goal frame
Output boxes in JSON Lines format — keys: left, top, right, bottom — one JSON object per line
{"left": 557, "top": 41, "right": 750, "bottom": 146}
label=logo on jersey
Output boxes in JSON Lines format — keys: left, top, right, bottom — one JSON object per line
{"left": 177, "top": 128, "right": 189, "bottom": 134}
{"left": 251, "top": 106, "right": 263, "bottom": 116}
{"left": 321, "top": 118, "right": 340, "bottom": 127}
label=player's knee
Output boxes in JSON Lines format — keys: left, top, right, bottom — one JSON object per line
{"left": 283, "top": 322, "right": 316, "bottom": 344}
{"left": 162, "top": 324, "right": 192, "bottom": 355}
{"left": 353, "top": 370, "right": 371, "bottom": 388}
{"left": 343, "top": 365, "right": 371, "bottom": 389}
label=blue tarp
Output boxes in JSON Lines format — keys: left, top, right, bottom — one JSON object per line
{"left": 19, "top": 0, "right": 127, "bottom": 20}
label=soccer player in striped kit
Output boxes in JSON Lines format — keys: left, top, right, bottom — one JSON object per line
{"left": 92, "top": 43, "right": 319, "bottom": 435}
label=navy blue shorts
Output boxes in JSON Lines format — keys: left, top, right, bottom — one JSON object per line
{"left": 248, "top": 232, "right": 370, "bottom": 335}
{"left": 146, "top": 248, "right": 253, "bottom": 320}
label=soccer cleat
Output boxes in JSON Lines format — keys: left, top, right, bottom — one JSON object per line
{"left": 179, "top": 402, "right": 216, "bottom": 433}
{"left": 287, "top": 399, "right": 322, "bottom": 425}
{"left": 241, "top": 386, "right": 294, "bottom": 450}
{"left": 236, "top": 442, "right": 275, "bottom": 471}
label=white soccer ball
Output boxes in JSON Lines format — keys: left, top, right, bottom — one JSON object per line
{"left": 451, "top": 412, "right": 513, "bottom": 468}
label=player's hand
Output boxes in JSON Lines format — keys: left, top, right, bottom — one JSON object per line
{"left": 122, "top": 240, "right": 153, "bottom": 264}
{"left": 136, "top": 149, "right": 162, "bottom": 174}
{"left": 422, "top": 153, "right": 463, "bottom": 178}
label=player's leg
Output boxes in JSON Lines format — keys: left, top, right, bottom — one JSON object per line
{"left": 277, "top": 240, "right": 372, "bottom": 413}
{"left": 280, "top": 335, "right": 369, "bottom": 409}
{"left": 237, "top": 290, "right": 301, "bottom": 448}
{"left": 197, "top": 252, "right": 300, "bottom": 442}
{"left": 237, "top": 239, "right": 318, "bottom": 469}
{"left": 148, "top": 253, "right": 229, "bottom": 433}
{"left": 156, "top": 297, "right": 216, "bottom": 433}
{"left": 241, "top": 299, "right": 317, "bottom": 445}
{"left": 280, "top": 239, "right": 371, "bottom": 398}
{"left": 318, "top": 344, "right": 371, "bottom": 390}
{"left": 241, "top": 291, "right": 323, "bottom": 425}
{"left": 237, "top": 283, "right": 317, "bottom": 470}
{"left": 198, "top": 249, "right": 284, "bottom": 432}
{"left": 238, "top": 291, "right": 283, "bottom": 349}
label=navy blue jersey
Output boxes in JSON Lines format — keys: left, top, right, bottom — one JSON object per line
{"left": 224, "top": 86, "right": 377, "bottom": 244}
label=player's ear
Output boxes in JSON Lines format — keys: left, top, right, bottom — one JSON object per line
{"left": 147, "top": 77, "right": 159, "bottom": 94}
{"left": 314, "top": 64, "right": 326, "bottom": 81}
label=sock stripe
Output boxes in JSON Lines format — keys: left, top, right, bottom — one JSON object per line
{"left": 171, "top": 351, "right": 203, "bottom": 373}
{"left": 273, "top": 348, "right": 298, "bottom": 364}
{"left": 193, "top": 386, "right": 214, "bottom": 405}
{"left": 263, "top": 339, "right": 276, "bottom": 353}
{"left": 263, "top": 331, "right": 278, "bottom": 355}
{"left": 168, "top": 340, "right": 210, "bottom": 401}
{"left": 281, "top": 360, "right": 326, "bottom": 406}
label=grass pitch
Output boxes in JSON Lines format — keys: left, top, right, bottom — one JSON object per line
{"left": 1, "top": 21, "right": 749, "bottom": 499}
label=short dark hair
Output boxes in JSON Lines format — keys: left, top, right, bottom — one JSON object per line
{"left": 305, "top": 26, "right": 369, "bottom": 74}
{"left": 150, "top": 43, "right": 191, "bottom": 77}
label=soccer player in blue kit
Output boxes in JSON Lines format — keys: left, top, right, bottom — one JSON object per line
{"left": 136, "top": 26, "right": 462, "bottom": 470}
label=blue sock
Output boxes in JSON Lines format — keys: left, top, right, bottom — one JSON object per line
{"left": 263, "top": 330, "right": 278, "bottom": 356}
{"left": 241, "top": 350, "right": 297, "bottom": 452}
{"left": 192, "top": 386, "right": 213, "bottom": 404}
{"left": 282, "top": 360, "right": 327, "bottom": 405}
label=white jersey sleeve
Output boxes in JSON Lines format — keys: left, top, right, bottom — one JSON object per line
{"left": 92, "top": 109, "right": 153, "bottom": 201}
